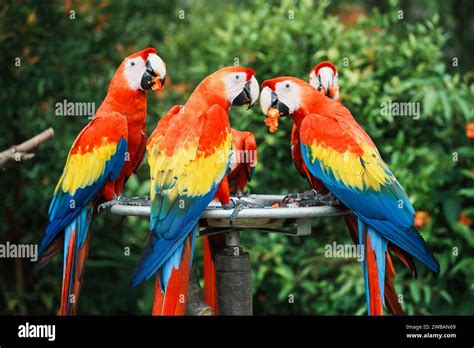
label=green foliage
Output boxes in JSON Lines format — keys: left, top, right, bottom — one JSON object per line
{"left": 0, "top": 0, "right": 472, "bottom": 315}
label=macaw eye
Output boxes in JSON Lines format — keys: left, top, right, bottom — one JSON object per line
{"left": 130, "top": 61, "right": 135, "bottom": 66}
{"left": 284, "top": 83, "right": 291, "bottom": 90}
{"left": 235, "top": 74, "right": 240, "bottom": 80}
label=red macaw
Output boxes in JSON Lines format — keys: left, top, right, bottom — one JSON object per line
{"left": 203, "top": 128, "right": 258, "bottom": 314}
{"left": 290, "top": 62, "right": 341, "bottom": 192}
{"left": 143, "top": 105, "right": 258, "bottom": 315}
{"left": 288, "top": 61, "right": 410, "bottom": 315}
{"left": 132, "top": 67, "right": 259, "bottom": 315}
{"left": 260, "top": 76, "right": 439, "bottom": 315}
{"left": 309, "top": 61, "right": 340, "bottom": 101}
{"left": 38, "top": 48, "right": 166, "bottom": 315}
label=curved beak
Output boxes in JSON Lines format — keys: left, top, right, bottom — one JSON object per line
{"left": 232, "top": 76, "right": 260, "bottom": 108}
{"left": 317, "top": 69, "right": 336, "bottom": 96}
{"left": 259, "top": 86, "right": 289, "bottom": 117}
{"left": 140, "top": 53, "right": 167, "bottom": 91}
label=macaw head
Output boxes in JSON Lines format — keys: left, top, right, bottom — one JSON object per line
{"left": 260, "top": 76, "right": 321, "bottom": 119}
{"left": 198, "top": 67, "right": 260, "bottom": 109}
{"left": 112, "top": 47, "right": 167, "bottom": 93}
{"left": 309, "top": 61, "right": 338, "bottom": 99}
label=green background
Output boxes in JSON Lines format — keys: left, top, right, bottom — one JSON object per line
{"left": 1, "top": 0, "right": 473, "bottom": 315}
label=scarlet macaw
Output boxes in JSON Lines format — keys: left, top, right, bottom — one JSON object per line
{"left": 132, "top": 67, "right": 259, "bottom": 315}
{"left": 142, "top": 105, "right": 258, "bottom": 315}
{"left": 203, "top": 128, "right": 258, "bottom": 314}
{"left": 38, "top": 48, "right": 166, "bottom": 315}
{"left": 309, "top": 61, "right": 340, "bottom": 101}
{"left": 312, "top": 62, "right": 410, "bottom": 315}
{"left": 287, "top": 62, "right": 411, "bottom": 315}
{"left": 290, "top": 62, "right": 341, "bottom": 192}
{"left": 260, "top": 76, "right": 439, "bottom": 315}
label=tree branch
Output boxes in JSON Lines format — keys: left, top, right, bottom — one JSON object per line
{"left": 0, "top": 128, "right": 55, "bottom": 169}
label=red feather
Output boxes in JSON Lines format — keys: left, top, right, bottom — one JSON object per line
{"left": 384, "top": 253, "right": 403, "bottom": 315}
{"left": 312, "top": 61, "right": 337, "bottom": 75}
{"left": 59, "top": 229, "right": 76, "bottom": 316}
{"left": 152, "top": 236, "right": 193, "bottom": 316}
{"left": 366, "top": 234, "right": 383, "bottom": 316}
{"left": 283, "top": 76, "right": 412, "bottom": 315}
{"left": 227, "top": 129, "right": 258, "bottom": 193}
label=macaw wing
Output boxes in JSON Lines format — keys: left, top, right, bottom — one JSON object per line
{"left": 132, "top": 104, "right": 231, "bottom": 286}
{"left": 290, "top": 124, "right": 306, "bottom": 179}
{"left": 40, "top": 114, "right": 128, "bottom": 254}
{"left": 131, "top": 129, "right": 147, "bottom": 175}
{"left": 146, "top": 104, "right": 183, "bottom": 148}
{"left": 228, "top": 129, "right": 257, "bottom": 183}
{"left": 299, "top": 112, "right": 439, "bottom": 272}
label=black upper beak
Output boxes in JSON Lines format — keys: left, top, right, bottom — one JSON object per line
{"left": 232, "top": 81, "right": 253, "bottom": 108}
{"left": 270, "top": 91, "right": 290, "bottom": 116}
{"left": 140, "top": 60, "right": 159, "bottom": 91}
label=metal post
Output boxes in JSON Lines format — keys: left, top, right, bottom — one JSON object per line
{"left": 185, "top": 264, "right": 212, "bottom": 316}
{"left": 215, "top": 231, "right": 253, "bottom": 315}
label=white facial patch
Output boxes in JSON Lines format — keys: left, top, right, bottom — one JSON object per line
{"left": 317, "top": 66, "right": 336, "bottom": 91}
{"left": 309, "top": 70, "right": 318, "bottom": 89}
{"left": 274, "top": 80, "right": 301, "bottom": 114}
{"left": 123, "top": 57, "right": 146, "bottom": 90}
{"left": 224, "top": 72, "right": 248, "bottom": 104}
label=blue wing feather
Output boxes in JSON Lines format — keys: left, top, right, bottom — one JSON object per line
{"left": 39, "top": 138, "right": 127, "bottom": 255}
{"left": 301, "top": 143, "right": 439, "bottom": 273}
{"left": 131, "top": 187, "right": 218, "bottom": 287}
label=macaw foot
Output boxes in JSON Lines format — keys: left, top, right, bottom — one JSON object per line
{"left": 222, "top": 197, "right": 264, "bottom": 223}
{"left": 282, "top": 189, "right": 319, "bottom": 204}
{"left": 114, "top": 196, "right": 151, "bottom": 206}
{"left": 234, "top": 188, "right": 244, "bottom": 198}
{"left": 232, "top": 188, "right": 251, "bottom": 198}
{"left": 97, "top": 196, "right": 151, "bottom": 212}
{"left": 299, "top": 191, "right": 340, "bottom": 206}
{"left": 282, "top": 190, "right": 340, "bottom": 207}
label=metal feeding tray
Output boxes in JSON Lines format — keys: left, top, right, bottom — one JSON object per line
{"left": 106, "top": 194, "right": 349, "bottom": 237}
{"left": 104, "top": 193, "right": 350, "bottom": 315}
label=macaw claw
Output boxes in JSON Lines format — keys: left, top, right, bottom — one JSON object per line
{"left": 282, "top": 190, "right": 340, "bottom": 207}
{"left": 231, "top": 188, "right": 251, "bottom": 198}
{"left": 97, "top": 196, "right": 151, "bottom": 213}
{"left": 222, "top": 197, "right": 265, "bottom": 223}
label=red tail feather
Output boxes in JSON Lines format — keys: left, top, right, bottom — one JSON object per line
{"left": 152, "top": 236, "right": 192, "bottom": 316}
{"left": 346, "top": 214, "right": 405, "bottom": 315}
{"left": 384, "top": 253, "right": 403, "bottom": 315}
{"left": 203, "top": 234, "right": 226, "bottom": 315}
{"left": 59, "top": 229, "right": 90, "bottom": 315}
{"left": 366, "top": 234, "right": 383, "bottom": 316}
{"left": 203, "top": 236, "right": 218, "bottom": 314}
{"left": 59, "top": 229, "right": 76, "bottom": 315}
